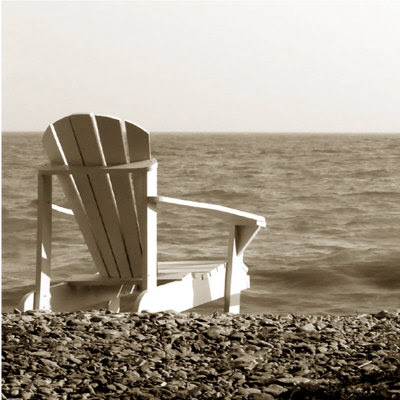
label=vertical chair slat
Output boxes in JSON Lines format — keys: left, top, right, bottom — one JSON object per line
{"left": 42, "top": 125, "right": 110, "bottom": 278}
{"left": 67, "top": 114, "right": 132, "bottom": 277}
{"left": 126, "top": 120, "right": 151, "bottom": 161}
{"left": 50, "top": 116, "right": 121, "bottom": 277}
{"left": 126, "top": 122, "right": 151, "bottom": 239}
{"left": 126, "top": 121, "right": 157, "bottom": 289}
{"left": 95, "top": 115, "right": 143, "bottom": 278}
{"left": 126, "top": 121, "right": 151, "bottom": 253}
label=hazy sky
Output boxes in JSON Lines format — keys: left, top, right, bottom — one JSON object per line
{"left": 3, "top": 0, "right": 400, "bottom": 132}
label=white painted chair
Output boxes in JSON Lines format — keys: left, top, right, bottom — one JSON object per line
{"left": 20, "top": 114, "right": 266, "bottom": 313}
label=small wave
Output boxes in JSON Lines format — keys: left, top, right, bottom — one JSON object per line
{"left": 252, "top": 267, "right": 352, "bottom": 291}
{"left": 291, "top": 219, "right": 312, "bottom": 233}
{"left": 336, "top": 259, "right": 400, "bottom": 290}
{"left": 317, "top": 228, "right": 348, "bottom": 236}
{"left": 311, "top": 149, "right": 344, "bottom": 154}
{"left": 319, "top": 247, "right": 375, "bottom": 265}
{"left": 310, "top": 159, "right": 329, "bottom": 165}
{"left": 342, "top": 191, "right": 400, "bottom": 197}
{"left": 3, "top": 216, "right": 36, "bottom": 233}
{"left": 183, "top": 189, "right": 251, "bottom": 202}
{"left": 291, "top": 195, "right": 326, "bottom": 202}
{"left": 251, "top": 253, "right": 400, "bottom": 295}
{"left": 351, "top": 169, "right": 391, "bottom": 178}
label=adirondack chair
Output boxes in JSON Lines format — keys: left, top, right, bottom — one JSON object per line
{"left": 19, "top": 114, "right": 266, "bottom": 313}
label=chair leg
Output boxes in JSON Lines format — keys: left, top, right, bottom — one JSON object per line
{"left": 108, "top": 295, "right": 121, "bottom": 313}
{"left": 225, "top": 225, "right": 243, "bottom": 313}
{"left": 225, "top": 224, "right": 260, "bottom": 313}
{"left": 34, "top": 174, "right": 52, "bottom": 310}
{"left": 226, "top": 293, "right": 241, "bottom": 314}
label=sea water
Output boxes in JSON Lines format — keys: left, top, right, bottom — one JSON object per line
{"left": 2, "top": 132, "right": 400, "bottom": 314}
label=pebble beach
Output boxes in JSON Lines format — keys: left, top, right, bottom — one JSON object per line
{"left": 2, "top": 310, "right": 400, "bottom": 399}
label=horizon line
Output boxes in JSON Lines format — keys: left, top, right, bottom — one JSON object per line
{"left": 2, "top": 130, "right": 400, "bottom": 135}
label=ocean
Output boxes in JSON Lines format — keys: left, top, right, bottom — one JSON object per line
{"left": 2, "top": 132, "right": 400, "bottom": 314}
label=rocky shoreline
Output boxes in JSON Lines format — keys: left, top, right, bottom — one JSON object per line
{"left": 2, "top": 310, "right": 400, "bottom": 399}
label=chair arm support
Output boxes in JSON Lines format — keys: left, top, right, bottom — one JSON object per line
{"left": 148, "top": 196, "right": 266, "bottom": 227}
{"left": 52, "top": 204, "right": 74, "bottom": 215}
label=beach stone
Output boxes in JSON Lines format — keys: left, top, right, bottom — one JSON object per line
{"left": 317, "top": 345, "right": 328, "bottom": 353}
{"left": 265, "top": 384, "right": 288, "bottom": 396}
{"left": 251, "top": 394, "right": 275, "bottom": 400}
{"left": 115, "top": 382, "right": 128, "bottom": 392}
{"left": 68, "top": 353, "right": 84, "bottom": 363}
{"left": 38, "top": 386, "right": 54, "bottom": 395}
{"left": 246, "top": 344, "right": 260, "bottom": 352}
{"left": 34, "top": 377, "right": 52, "bottom": 386}
{"left": 175, "top": 389, "right": 190, "bottom": 398}
{"left": 374, "top": 310, "right": 398, "bottom": 319}
{"left": 258, "top": 373, "right": 275, "bottom": 385}
{"left": 42, "top": 358, "right": 59, "bottom": 368}
{"left": 294, "top": 342, "right": 315, "bottom": 353}
{"left": 206, "top": 326, "right": 224, "bottom": 338}
{"left": 22, "top": 391, "right": 34, "bottom": 400}
{"left": 299, "top": 323, "right": 316, "bottom": 333}
{"left": 232, "top": 371, "right": 246, "bottom": 381}
{"left": 239, "top": 387, "right": 262, "bottom": 396}
{"left": 32, "top": 350, "right": 52, "bottom": 358}
{"left": 361, "top": 363, "right": 380, "bottom": 372}
{"left": 232, "top": 354, "right": 258, "bottom": 369}
{"left": 277, "top": 376, "right": 311, "bottom": 385}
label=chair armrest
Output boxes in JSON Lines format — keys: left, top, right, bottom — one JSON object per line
{"left": 148, "top": 196, "right": 266, "bottom": 227}
{"left": 38, "top": 158, "right": 157, "bottom": 175}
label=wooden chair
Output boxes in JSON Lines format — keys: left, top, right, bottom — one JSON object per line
{"left": 20, "top": 114, "right": 266, "bottom": 313}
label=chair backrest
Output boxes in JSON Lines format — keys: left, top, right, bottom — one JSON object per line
{"left": 43, "top": 113, "right": 154, "bottom": 279}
